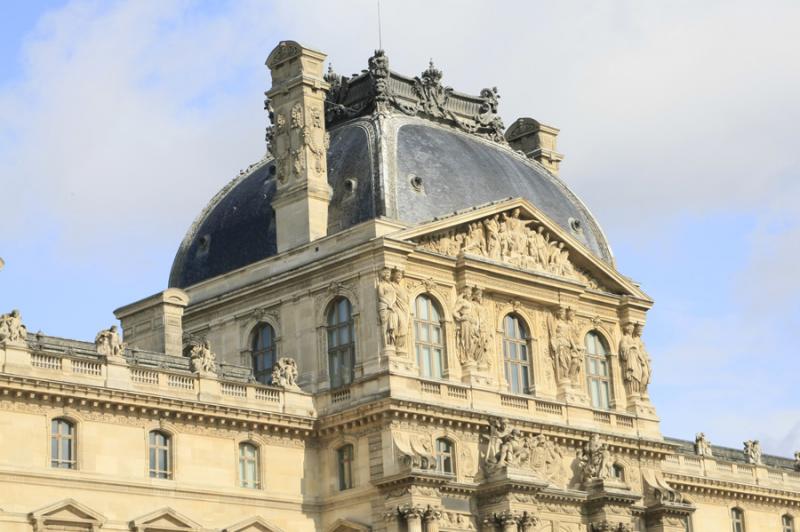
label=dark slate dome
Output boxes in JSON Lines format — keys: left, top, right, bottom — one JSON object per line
{"left": 169, "top": 55, "right": 613, "bottom": 289}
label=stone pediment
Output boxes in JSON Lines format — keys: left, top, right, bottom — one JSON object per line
{"left": 30, "top": 499, "right": 106, "bottom": 531}
{"left": 395, "top": 199, "right": 648, "bottom": 299}
{"left": 224, "top": 516, "right": 285, "bottom": 532}
{"left": 130, "top": 508, "right": 201, "bottom": 532}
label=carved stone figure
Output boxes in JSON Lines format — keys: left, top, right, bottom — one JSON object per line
{"left": 695, "top": 432, "right": 713, "bottom": 457}
{"left": 271, "top": 357, "right": 300, "bottom": 390}
{"left": 548, "top": 307, "right": 583, "bottom": 385}
{"left": 391, "top": 268, "right": 409, "bottom": 350}
{"left": 188, "top": 339, "right": 217, "bottom": 375}
{"left": 633, "top": 323, "right": 652, "bottom": 392}
{"left": 470, "top": 287, "right": 491, "bottom": 367}
{"left": 794, "top": 451, "right": 800, "bottom": 471}
{"left": 394, "top": 433, "right": 437, "bottom": 471}
{"left": 0, "top": 309, "right": 27, "bottom": 344}
{"left": 744, "top": 440, "right": 762, "bottom": 465}
{"left": 416, "top": 209, "right": 602, "bottom": 288}
{"left": 377, "top": 268, "right": 399, "bottom": 348}
{"left": 482, "top": 418, "right": 564, "bottom": 483}
{"left": 413, "top": 60, "right": 452, "bottom": 119}
{"left": 95, "top": 325, "right": 126, "bottom": 361}
{"left": 453, "top": 287, "right": 478, "bottom": 365}
{"left": 619, "top": 322, "right": 645, "bottom": 395}
{"left": 579, "top": 434, "right": 614, "bottom": 483}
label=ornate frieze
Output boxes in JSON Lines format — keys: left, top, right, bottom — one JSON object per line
{"left": 415, "top": 208, "right": 601, "bottom": 288}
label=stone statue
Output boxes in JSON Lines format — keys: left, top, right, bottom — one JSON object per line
{"left": 271, "top": 357, "right": 300, "bottom": 390}
{"left": 482, "top": 418, "right": 565, "bottom": 483}
{"left": 189, "top": 339, "right": 217, "bottom": 376}
{"left": 619, "top": 322, "right": 645, "bottom": 395}
{"left": 0, "top": 309, "right": 27, "bottom": 344}
{"left": 633, "top": 323, "right": 652, "bottom": 393}
{"left": 377, "top": 268, "right": 399, "bottom": 347}
{"left": 794, "top": 451, "right": 800, "bottom": 471}
{"left": 95, "top": 325, "right": 126, "bottom": 361}
{"left": 470, "top": 287, "right": 491, "bottom": 367}
{"left": 453, "top": 286, "right": 478, "bottom": 365}
{"left": 391, "top": 268, "right": 409, "bottom": 350}
{"left": 548, "top": 307, "right": 582, "bottom": 385}
{"left": 695, "top": 432, "right": 713, "bottom": 457}
{"left": 579, "top": 434, "right": 614, "bottom": 483}
{"left": 744, "top": 440, "right": 762, "bottom": 465}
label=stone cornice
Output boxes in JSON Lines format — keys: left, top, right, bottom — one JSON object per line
{"left": 665, "top": 471, "right": 800, "bottom": 507}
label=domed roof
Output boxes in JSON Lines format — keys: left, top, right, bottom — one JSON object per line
{"left": 169, "top": 54, "right": 613, "bottom": 289}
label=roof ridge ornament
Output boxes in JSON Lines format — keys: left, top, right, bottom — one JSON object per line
{"left": 324, "top": 50, "right": 506, "bottom": 144}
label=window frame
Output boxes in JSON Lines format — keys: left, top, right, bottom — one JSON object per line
{"left": 336, "top": 444, "right": 354, "bottom": 491}
{"left": 731, "top": 507, "right": 745, "bottom": 532}
{"left": 148, "top": 430, "right": 173, "bottom": 480}
{"left": 784, "top": 514, "right": 795, "bottom": 532}
{"left": 327, "top": 298, "right": 355, "bottom": 389}
{"left": 435, "top": 437, "right": 455, "bottom": 475}
{"left": 238, "top": 441, "right": 261, "bottom": 489}
{"left": 251, "top": 322, "right": 277, "bottom": 385}
{"left": 50, "top": 417, "right": 77, "bottom": 470}
{"left": 585, "top": 330, "right": 613, "bottom": 410}
{"left": 502, "top": 313, "right": 532, "bottom": 395}
{"left": 414, "top": 294, "right": 446, "bottom": 379}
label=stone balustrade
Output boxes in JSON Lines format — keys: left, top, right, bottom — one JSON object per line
{"left": 662, "top": 452, "right": 800, "bottom": 490}
{"left": 0, "top": 339, "right": 314, "bottom": 417}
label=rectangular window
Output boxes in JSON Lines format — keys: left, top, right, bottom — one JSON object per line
{"left": 50, "top": 419, "right": 76, "bottom": 469}
{"left": 337, "top": 445, "right": 354, "bottom": 490}
{"left": 239, "top": 443, "right": 260, "bottom": 489}
{"left": 148, "top": 431, "right": 172, "bottom": 479}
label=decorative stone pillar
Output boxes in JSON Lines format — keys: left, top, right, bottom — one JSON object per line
{"left": 423, "top": 505, "right": 442, "bottom": 532}
{"left": 519, "top": 511, "right": 539, "bottom": 532}
{"left": 399, "top": 504, "right": 426, "bottom": 532}
{"left": 265, "top": 40, "right": 332, "bottom": 253}
{"left": 496, "top": 510, "right": 520, "bottom": 532}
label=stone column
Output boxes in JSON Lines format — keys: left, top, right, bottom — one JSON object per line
{"left": 423, "top": 505, "right": 442, "bottom": 532}
{"left": 399, "top": 504, "right": 425, "bottom": 532}
{"left": 496, "top": 511, "right": 520, "bottom": 532}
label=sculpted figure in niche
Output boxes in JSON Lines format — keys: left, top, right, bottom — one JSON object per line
{"left": 633, "top": 323, "right": 652, "bottom": 392}
{"left": 95, "top": 325, "right": 126, "bottom": 361}
{"left": 744, "top": 440, "right": 762, "bottom": 465}
{"left": 453, "top": 287, "right": 478, "bottom": 365}
{"left": 0, "top": 309, "right": 27, "bottom": 343}
{"left": 579, "top": 434, "right": 614, "bottom": 483}
{"left": 548, "top": 307, "right": 582, "bottom": 385}
{"left": 619, "top": 323, "right": 645, "bottom": 395}
{"left": 391, "top": 268, "right": 409, "bottom": 350}
{"left": 470, "top": 287, "right": 491, "bottom": 367}
{"left": 377, "top": 268, "right": 399, "bottom": 348}
{"left": 188, "top": 339, "right": 217, "bottom": 375}
{"left": 695, "top": 432, "right": 713, "bottom": 457}
{"left": 271, "top": 357, "right": 300, "bottom": 390}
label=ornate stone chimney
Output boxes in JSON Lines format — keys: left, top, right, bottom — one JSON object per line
{"left": 505, "top": 117, "right": 564, "bottom": 175}
{"left": 113, "top": 288, "right": 189, "bottom": 356}
{"left": 265, "top": 41, "right": 331, "bottom": 253}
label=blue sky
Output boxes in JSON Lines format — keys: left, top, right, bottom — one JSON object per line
{"left": 0, "top": 1, "right": 798, "bottom": 456}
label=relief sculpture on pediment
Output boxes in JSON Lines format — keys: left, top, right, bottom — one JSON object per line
{"left": 417, "top": 208, "right": 601, "bottom": 288}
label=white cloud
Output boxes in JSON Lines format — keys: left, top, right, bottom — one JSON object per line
{"left": 1, "top": 0, "right": 798, "bottom": 454}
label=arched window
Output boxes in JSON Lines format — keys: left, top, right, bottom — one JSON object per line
{"left": 784, "top": 515, "right": 795, "bottom": 532}
{"left": 436, "top": 438, "right": 454, "bottom": 475}
{"left": 414, "top": 295, "right": 445, "bottom": 379}
{"left": 51, "top": 418, "right": 76, "bottom": 469}
{"left": 503, "top": 314, "right": 531, "bottom": 394}
{"left": 585, "top": 331, "right": 612, "bottom": 410}
{"left": 337, "top": 444, "right": 354, "bottom": 490}
{"left": 238, "top": 442, "right": 260, "bottom": 489}
{"left": 327, "top": 298, "right": 355, "bottom": 388}
{"left": 148, "top": 430, "right": 172, "bottom": 479}
{"left": 251, "top": 323, "right": 276, "bottom": 384}
{"left": 731, "top": 508, "right": 745, "bottom": 532}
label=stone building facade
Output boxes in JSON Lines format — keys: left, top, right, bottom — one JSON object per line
{"left": 0, "top": 41, "right": 798, "bottom": 532}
